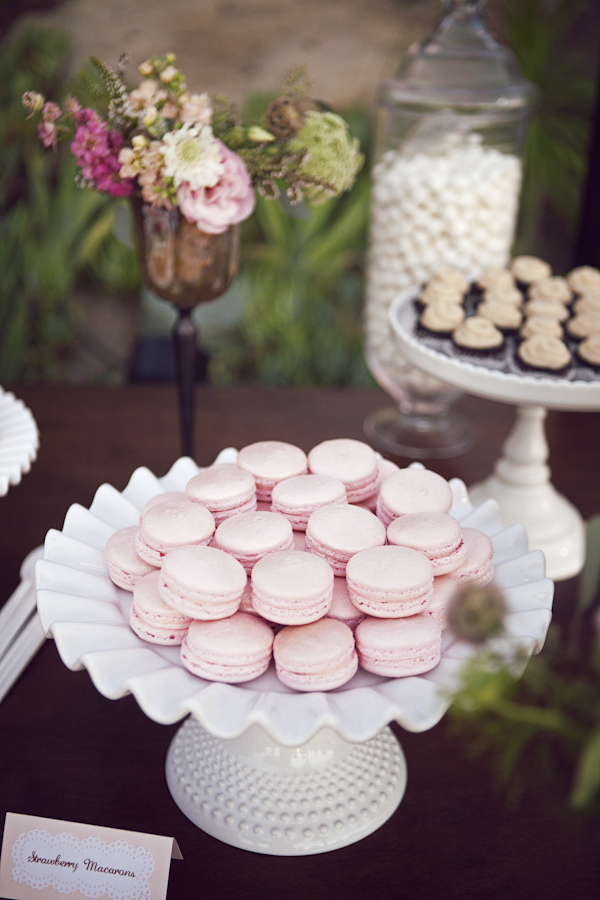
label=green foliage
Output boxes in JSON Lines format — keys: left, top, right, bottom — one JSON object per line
{"left": 211, "top": 163, "right": 374, "bottom": 387}
{"left": 501, "top": 0, "right": 596, "bottom": 254}
{"left": 449, "top": 518, "right": 600, "bottom": 813}
{"left": 0, "top": 23, "right": 139, "bottom": 381}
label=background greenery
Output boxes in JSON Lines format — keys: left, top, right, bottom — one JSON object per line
{"left": 1, "top": 1, "right": 597, "bottom": 383}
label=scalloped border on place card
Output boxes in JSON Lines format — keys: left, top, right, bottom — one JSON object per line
{"left": 0, "top": 814, "right": 182, "bottom": 900}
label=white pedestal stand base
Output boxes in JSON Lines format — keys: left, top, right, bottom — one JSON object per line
{"left": 469, "top": 405, "right": 585, "bottom": 581}
{"left": 166, "top": 718, "right": 407, "bottom": 855}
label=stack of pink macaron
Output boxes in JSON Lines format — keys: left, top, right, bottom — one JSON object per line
{"left": 104, "top": 437, "right": 495, "bottom": 691}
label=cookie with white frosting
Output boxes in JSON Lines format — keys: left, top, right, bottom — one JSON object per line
{"left": 523, "top": 298, "right": 570, "bottom": 322}
{"left": 576, "top": 333, "right": 600, "bottom": 370}
{"left": 476, "top": 299, "right": 522, "bottom": 331}
{"left": 565, "top": 310, "right": 600, "bottom": 340}
{"left": 519, "top": 315, "right": 563, "bottom": 340}
{"left": 420, "top": 301, "right": 465, "bottom": 334}
{"left": 452, "top": 316, "right": 504, "bottom": 356}
{"left": 509, "top": 255, "right": 552, "bottom": 286}
{"left": 475, "top": 266, "right": 514, "bottom": 292}
{"left": 527, "top": 276, "right": 572, "bottom": 305}
{"left": 566, "top": 265, "right": 600, "bottom": 294}
{"left": 517, "top": 334, "right": 571, "bottom": 374}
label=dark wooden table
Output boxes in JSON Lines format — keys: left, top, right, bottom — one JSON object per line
{"left": 1, "top": 384, "right": 599, "bottom": 900}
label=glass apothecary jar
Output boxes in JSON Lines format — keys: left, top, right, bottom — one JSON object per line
{"left": 364, "top": 0, "right": 538, "bottom": 458}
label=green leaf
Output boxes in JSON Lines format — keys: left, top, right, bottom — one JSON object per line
{"left": 577, "top": 517, "right": 600, "bottom": 613}
{"left": 571, "top": 725, "right": 600, "bottom": 809}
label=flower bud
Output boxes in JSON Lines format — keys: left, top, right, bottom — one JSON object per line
{"left": 22, "top": 91, "right": 45, "bottom": 115}
{"left": 131, "top": 133, "right": 149, "bottom": 150}
{"left": 165, "top": 52, "right": 176, "bottom": 64}
{"left": 160, "top": 65, "right": 179, "bottom": 84}
{"left": 248, "top": 126, "right": 275, "bottom": 143}
{"left": 138, "top": 60, "right": 154, "bottom": 77}
{"left": 447, "top": 584, "right": 507, "bottom": 644}
{"left": 142, "top": 106, "right": 159, "bottom": 127}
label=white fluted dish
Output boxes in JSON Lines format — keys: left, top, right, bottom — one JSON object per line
{"left": 0, "top": 387, "right": 39, "bottom": 497}
{"left": 390, "top": 288, "right": 600, "bottom": 410}
{"left": 35, "top": 451, "right": 553, "bottom": 748}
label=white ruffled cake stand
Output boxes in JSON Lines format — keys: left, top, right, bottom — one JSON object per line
{"left": 35, "top": 453, "right": 553, "bottom": 856}
{"left": 0, "top": 387, "right": 39, "bottom": 497}
{"left": 390, "top": 289, "right": 600, "bottom": 582}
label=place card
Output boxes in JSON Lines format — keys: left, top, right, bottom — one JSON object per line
{"left": 0, "top": 813, "right": 182, "bottom": 900}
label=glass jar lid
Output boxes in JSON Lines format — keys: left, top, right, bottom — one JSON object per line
{"left": 380, "top": 0, "right": 538, "bottom": 112}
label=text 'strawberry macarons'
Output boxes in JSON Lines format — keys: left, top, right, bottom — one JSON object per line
{"left": 214, "top": 510, "right": 294, "bottom": 573}
{"left": 181, "top": 612, "right": 274, "bottom": 683}
{"left": 271, "top": 473, "right": 347, "bottom": 530}
{"left": 159, "top": 544, "right": 247, "bottom": 620}
{"left": 105, "top": 525, "right": 156, "bottom": 590}
{"left": 450, "top": 527, "right": 494, "bottom": 587}
{"left": 305, "top": 504, "right": 386, "bottom": 576}
{"left": 251, "top": 550, "right": 334, "bottom": 625}
{"left": 386, "top": 512, "right": 466, "bottom": 575}
{"left": 345, "top": 545, "right": 434, "bottom": 618}
{"left": 135, "top": 498, "right": 215, "bottom": 566}
{"left": 129, "top": 570, "right": 192, "bottom": 644}
{"left": 355, "top": 614, "right": 442, "bottom": 677}
{"left": 376, "top": 468, "right": 453, "bottom": 528}
{"left": 236, "top": 441, "right": 307, "bottom": 501}
{"left": 428, "top": 574, "right": 458, "bottom": 628}
{"left": 273, "top": 619, "right": 358, "bottom": 691}
{"left": 140, "top": 491, "right": 187, "bottom": 518}
{"left": 307, "top": 438, "right": 380, "bottom": 503}
{"left": 326, "top": 576, "right": 365, "bottom": 630}
{"left": 185, "top": 464, "right": 257, "bottom": 524}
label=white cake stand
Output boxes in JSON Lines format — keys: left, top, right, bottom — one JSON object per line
{"left": 35, "top": 455, "right": 552, "bottom": 855}
{"left": 0, "top": 387, "right": 39, "bottom": 497}
{"left": 390, "top": 289, "right": 600, "bottom": 581}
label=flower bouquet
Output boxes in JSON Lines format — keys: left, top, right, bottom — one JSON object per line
{"left": 24, "top": 53, "right": 363, "bottom": 455}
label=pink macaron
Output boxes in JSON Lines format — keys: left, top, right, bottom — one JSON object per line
{"left": 345, "top": 545, "right": 434, "bottom": 618}
{"left": 386, "top": 512, "right": 466, "bottom": 575}
{"left": 140, "top": 491, "right": 187, "bottom": 518}
{"left": 181, "top": 612, "right": 274, "bottom": 683}
{"left": 428, "top": 574, "right": 458, "bottom": 628}
{"left": 251, "top": 549, "right": 334, "bottom": 625}
{"left": 105, "top": 525, "right": 157, "bottom": 590}
{"left": 355, "top": 614, "right": 442, "bottom": 677}
{"left": 159, "top": 544, "right": 247, "bottom": 620}
{"left": 214, "top": 510, "right": 294, "bottom": 573}
{"left": 129, "top": 570, "right": 192, "bottom": 644}
{"left": 449, "top": 527, "right": 495, "bottom": 586}
{"left": 376, "top": 468, "right": 453, "bottom": 528}
{"left": 135, "top": 498, "right": 215, "bottom": 566}
{"left": 326, "top": 576, "right": 365, "bottom": 630}
{"left": 307, "top": 438, "right": 381, "bottom": 503}
{"left": 236, "top": 440, "right": 308, "bottom": 501}
{"left": 305, "top": 504, "right": 386, "bottom": 576}
{"left": 273, "top": 619, "right": 358, "bottom": 691}
{"left": 270, "top": 473, "right": 347, "bottom": 530}
{"left": 185, "top": 463, "right": 257, "bottom": 524}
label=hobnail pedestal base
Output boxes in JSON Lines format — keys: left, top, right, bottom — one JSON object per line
{"left": 165, "top": 718, "right": 407, "bottom": 855}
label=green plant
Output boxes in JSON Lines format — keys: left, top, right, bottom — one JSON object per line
{"left": 448, "top": 516, "right": 600, "bottom": 812}
{"left": 0, "top": 23, "right": 139, "bottom": 381}
{"left": 497, "top": 0, "right": 596, "bottom": 256}
{"left": 210, "top": 106, "right": 374, "bottom": 387}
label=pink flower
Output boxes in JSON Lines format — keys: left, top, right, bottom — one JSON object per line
{"left": 176, "top": 141, "right": 255, "bottom": 234}
{"left": 43, "top": 102, "right": 61, "bottom": 123}
{"left": 38, "top": 121, "right": 56, "bottom": 148}
{"left": 70, "top": 108, "right": 134, "bottom": 197}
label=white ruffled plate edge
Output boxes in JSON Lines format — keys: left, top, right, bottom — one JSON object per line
{"left": 0, "top": 387, "right": 39, "bottom": 497}
{"left": 35, "top": 453, "right": 553, "bottom": 747}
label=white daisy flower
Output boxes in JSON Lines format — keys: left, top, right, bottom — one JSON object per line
{"left": 161, "top": 123, "right": 224, "bottom": 190}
